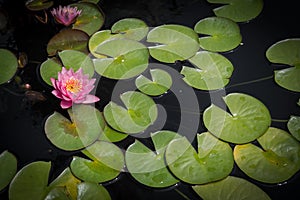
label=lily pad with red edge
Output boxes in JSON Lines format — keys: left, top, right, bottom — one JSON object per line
{"left": 25, "top": 0, "right": 53, "bottom": 11}
{"left": 194, "top": 16, "right": 242, "bottom": 52}
{"left": 203, "top": 93, "right": 271, "bottom": 144}
{"left": 234, "top": 127, "right": 300, "bottom": 184}
{"left": 165, "top": 132, "right": 234, "bottom": 184}
{"left": 0, "top": 150, "right": 17, "bottom": 191}
{"left": 181, "top": 51, "right": 234, "bottom": 90}
{"left": 266, "top": 38, "right": 300, "bottom": 92}
{"left": 192, "top": 176, "right": 271, "bottom": 200}
{"left": 46, "top": 29, "right": 89, "bottom": 56}
{"left": 45, "top": 105, "right": 104, "bottom": 151}
{"left": 207, "top": 0, "right": 264, "bottom": 23}
{"left": 147, "top": 24, "right": 200, "bottom": 63}
{"left": 288, "top": 115, "right": 300, "bottom": 141}
{"left": 125, "top": 131, "right": 180, "bottom": 188}
{"left": 0, "top": 48, "right": 18, "bottom": 85}
{"left": 70, "top": 141, "right": 124, "bottom": 183}
{"left": 103, "top": 91, "right": 158, "bottom": 134}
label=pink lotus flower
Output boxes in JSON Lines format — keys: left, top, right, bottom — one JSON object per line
{"left": 51, "top": 67, "right": 99, "bottom": 109}
{"left": 50, "top": 5, "right": 82, "bottom": 26}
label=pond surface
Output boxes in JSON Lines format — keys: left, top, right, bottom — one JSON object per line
{"left": 0, "top": 0, "right": 300, "bottom": 199}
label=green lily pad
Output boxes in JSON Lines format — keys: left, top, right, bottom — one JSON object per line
{"left": 45, "top": 105, "right": 104, "bottom": 151}
{"left": 25, "top": 0, "right": 53, "bottom": 11}
{"left": 104, "top": 91, "right": 158, "bottom": 134}
{"left": 99, "top": 125, "right": 128, "bottom": 142}
{"left": 0, "top": 150, "right": 17, "bottom": 191}
{"left": 203, "top": 93, "right": 271, "bottom": 144}
{"left": 135, "top": 68, "right": 172, "bottom": 96}
{"left": 234, "top": 127, "right": 300, "bottom": 183}
{"left": 207, "top": 0, "right": 264, "bottom": 22}
{"left": 71, "top": 2, "right": 105, "bottom": 36}
{"left": 70, "top": 141, "right": 124, "bottom": 183}
{"left": 40, "top": 50, "right": 94, "bottom": 86}
{"left": 93, "top": 39, "right": 149, "bottom": 79}
{"left": 44, "top": 187, "right": 71, "bottom": 200}
{"left": 125, "top": 131, "right": 180, "bottom": 188}
{"left": 0, "top": 48, "right": 18, "bottom": 85}
{"left": 77, "top": 182, "right": 111, "bottom": 200}
{"left": 266, "top": 38, "right": 300, "bottom": 92}
{"left": 147, "top": 24, "right": 199, "bottom": 63}
{"left": 9, "top": 161, "right": 51, "bottom": 200}
{"left": 165, "top": 132, "right": 234, "bottom": 184}
{"left": 181, "top": 51, "right": 234, "bottom": 90}
{"left": 194, "top": 17, "right": 242, "bottom": 52}
{"left": 288, "top": 115, "right": 300, "bottom": 141}
{"left": 111, "top": 18, "right": 149, "bottom": 41}
{"left": 192, "top": 176, "right": 271, "bottom": 200}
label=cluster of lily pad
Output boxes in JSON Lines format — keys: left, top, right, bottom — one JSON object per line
{"left": 0, "top": 0, "right": 300, "bottom": 199}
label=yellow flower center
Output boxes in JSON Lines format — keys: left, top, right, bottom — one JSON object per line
{"left": 65, "top": 77, "right": 82, "bottom": 93}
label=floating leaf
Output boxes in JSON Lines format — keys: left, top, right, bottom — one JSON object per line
{"left": 125, "top": 131, "right": 180, "bottom": 188}
{"left": 194, "top": 17, "right": 242, "bottom": 52}
{"left": 70, "top": 141, "right": 124, "bottom": 183}
{"left": 0, "top": 49, "right": 18, "bottom": 84}
{"left": 25, "top": 0, "right": 53, "bottom": 11}
{"left": 192, "top": 176, "right": 271, "bottom": 200}
{"left": 111, "top": 18, "right": 149, "bottom": 41}
{"left": 71, "top": 2, "right": 105, "bottom": 36}
{"left": 47, "top": 29, "right": 89, "bottom": 56}
{"left": 39, "top": 58, "right": 62, "bottom": 86}
{"left": 203, "top": 93, "right": 271, "bottom": 144}
{"left": 104, "top": 91, "right": 157, "bottom": 134}
{"left": 45, "top": 105, "right": 104, "bottom": 151}
{"left": 9, "top": 161, "right": 51, "bottom": 200}
{"left": 135, "top": 68, "right": 172, "bottom": 96}
{"left": 266, "top": 38, "right": 300, "bottom": 92}
{"left": 287, "top": 115, "right": 300, "bottom": 141}
{"left": 147, "top": 24, "right": 199, "bottom": 63}
{"left": 0, "top": 150, "right": 17, "bottom": 191}
{"left": 93, "top": 39, "right": 149, "bottom": 79}
{"left": 77, "top": 182, "right": 111, "bottom": 200}
{"left": 99, "top": 125, "right": 128, "bottom": 142}
{"left": 165, "top": 132, "right": 234, "bottom": 184}
{"left": 44, "top": 187, "right": 71, "bottom": 200}
{"left": 207, "top": 0, "right": 264, "bottom": 22}
{"left": 181, "top": 51, "right": 233, "bottom": 90}
{"left": 234, "top": 127, "right": 300, "bottom": 183}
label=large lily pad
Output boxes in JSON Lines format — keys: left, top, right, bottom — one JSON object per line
{"left": 194, "top": 17, "right": 242, "bottom": 52}
{"left": 135, "top": 68, "right": 172, "bottom": 96}
{"left": 125, "top": 131, "right": 180, "bottom": 188}
{"left": 266, "top": 38, "right": 300, "bottom": 92}
{"left": 192, "top": 176, "right": 271, "bottom": 200}
{"left": 203, "top": 93, "right": 271, "bottom": 144}
{"left": 181, "top": 51, "right": 234, "bottom": 90}
{"left": 234, "top": 127, "right": 300, "bottom": 183}
{"left": 207, "top": 0, "right": 264, "bottom": 22}
{"left": 0, "top": 48, "right": 18, "bottom": 84}
{"left": 104, "top": 91, "right": 158, "bottom": 134}
{"left": 77, "top": 182, "right": 111, "bottom": 200}
{"left": 147, "top": 24, "right": 199, "bottom": 63}
{"left": 0, "top": 150, "right": 17, "bottom": 191}
{"left": 45, "top": 105, "right": 104, "bottom": 151}
{"left": 165, "top": 132, "right": 234, "bottom": 184}
{"left": 70, "top": 141, "right": 124, "bottom": 183}
{"left": 288, "top": 115, "right": 300, "bottom": 141}
{"left": 93, "top": 39, "right": 149, "bottom": 79}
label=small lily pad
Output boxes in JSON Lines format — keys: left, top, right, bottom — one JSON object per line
{"left": 25, "top": 0, "right": 53, "bottom": 11}
{"left": 125, "top": 131, "right": 180, "bottom": 188}
{"left": 103, "top": 91, "right": 158, "bottom": 134}
{"left": 192, "top": 176, "right": 271, "bottom": 200}
{"left": 181, "top": 51, "right": 234, "bottom": 90}
{"left": 0, "top": 48, "right": 18, "bottom": 84}
{"left": 266, "top": 38, "right": 300, "bottom": 92}
{"left": 70, "top": 141, "right": 124, "bottom": 183}
{"left": 287, "top": 115, "right": 300, "bottom": 141}
{"left": 207, "top": 0, "right": 264, "bottom": 22}
{"left": 0, "top": 150, "right": 17, "bottom": 191}
{"left": 203, "top": 93, "right": 271, "bottom": 144}
{"left": 147, "top": 24, "right": 200, "bottom": 63}
{"left": 135, "top": 68, "right": 172, "bottom": 96}
{"left": 165, "top": 132, "right": 234, "bottom": 184}
{"left": 194, "top": 17, "right": 242, "bottom": 52}
{"left": 234, "top": 127, "right": 300, "bottom": 183}
{"left": 45, "top": 105, "right": 104, "bottom": 151}
{"left": 77, "top": 182, "right": 111, "bottom": 200}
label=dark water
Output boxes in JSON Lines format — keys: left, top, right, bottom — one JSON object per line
{"left": 0, "top": 0, "right": 300, "bottom": 199}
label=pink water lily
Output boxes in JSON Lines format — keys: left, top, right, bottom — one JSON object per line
{"left": 51, "top": 67, "right": 99, "bottom": 109}
{"left": 51, "top": 5, "right": 82, "bottom": 26}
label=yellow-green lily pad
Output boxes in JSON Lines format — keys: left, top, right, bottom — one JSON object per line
{"left": 77, "top": 182, "right": 111, "bottom": 200}
{"left": 0, "top": 48, "right": 18, "bottom": 85}
{"left": 0, "top": 150, "right": 17, "bottom": 191}
{"left": 288, "top": 115, "right": 300, "bottom": 141}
